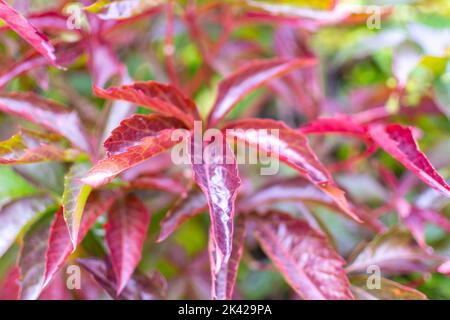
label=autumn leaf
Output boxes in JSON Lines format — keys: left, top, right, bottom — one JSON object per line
{"left": 0, "top": 93, "right": 92, "bottom": 154}
{"left": 82, "top": 114, "right": 186, "bottom": 188}
{"left": 18, "top": 214, "right": 53, "bottom": 300}
{"left": 369, "top": 124, "right": 450, "bottom": 197}
{"left": 105, "top": 194, "right": 151, "bottom": 294}
{"left": 346, "top": 228, "right": 437, "bottom": 274}
{"left": 43, "top": 192, "right": 116, "bottom": 288}
{"left": 207, "top": 58, "right": 316, "bottom": 127}
{"left": 78, "top": 258, "right": 167, "bottom": 300}
{"left": 0, "top": 130, "right": 79, "bottom": 165}
{"left": 224, "top": 118, "right": 361, "bottom": 222}
{"left": 0, "top": 195, "right": 54, "bottom": 258}
{"left": 252, "top": 211, "right": 354, "bottom": 300}
{"left": 209, "top": 216, "right": 246, "bottom": 300}
{"left": 93, "top": 81, "right": 200, "bottom": 127}
{"left": 62, "top": 162, "right": 92, "bottom": 248}
{"left": 0, "top": 0, "right": 58, "bottom": 66}
{"left": 350, "top": 275, "right": 427, "bottom": 300}
{"left": 157, "top": 186, "right": 207, "bottom": 242}
{"left": 190, "top": 137, "right": 241, "bottom": 288}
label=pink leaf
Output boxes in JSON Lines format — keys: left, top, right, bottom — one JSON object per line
{"left": 157, "top": 187, "right": 207, "bottom": 242}
{"left": 0, "top": 195, "right": 53, "bottom": 258}
{"left": 252, "top": 211, "right": 354, "bottom": 300}
{"left": 207, "top": 58, "right": 316, "bottom": 127}
{"left": 0, "top": 93, "right": 92, "bottom": 154}
{"left": 300, "top": 115, "right": 369, "bottom": 137}
{"left": 437, "top": 260, "right": 450, "bottom": 276}
{"left": 239, "top": 177, "right": 335, "bottom": 212}
{"left": 209, "top": 216, "right": 246, "bottom": 300}
{"left": 39, "top": 272, "right": 72, "bottom": 300}
{"left": 78, "top": 258, "right": 167, "bottom": 300}
{"left": 87, "top": 37, "right": 123, "bottom": 87}
{"left": 368, "top": 124, "right": 450, "bottom": 197}
{"left": 190, "top": 137, "right": 242, "bottom": 286}
{"left": 0, "top": 130, "right": 78, "bottom": 164}
{"left": 0, "top": 266, "right": 20, "bottom": 300}
{"left": 104, "top": 114, "right": 186, "bottom": 155}
{"left": 127, "top": 175, "right": 187, "bottom": 195}
{"left": 82, "top": 114, "right": 186, "bottom": 188}
{"left": 43, "top": 191, "right": 116, "bottom": 288}
{"left": 18, "top": 214, "right": 53, "bottom": 300}
{"left": 0, "top": 0, "right": 58, "bottom": 66}
{"left": 93, "top": 81, "right": 200, "bottom": 127}
{"left": 105, "top": 194, "right": 150, "bottom": 295}
{"left": 224, "top": 118, "right": 361, "bottom": 222}
{"left": 346, "top": 227, "right": 436, "bottom": 274}
{"left": 0, "top": 42, "right": 82, "bottom": 89}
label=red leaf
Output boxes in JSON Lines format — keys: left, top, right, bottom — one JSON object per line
{"left": 397, "top": 199, "right": 450, "bottom": 250}
{"left": 224, "top": 118, "right": 361, "bottom": 222}
{"left": 0, "top": 0, "right": 58, "bottom": 66}
{"left": 190, "top": 137, "right": 242, "bottom": 280}
{"left": 157, "top": 187, "right": 207, "bottom": 242}
{"left": 25, "top": 11, "right": 69, "bottom": 31}
{"left": 93, "top": 81, "right": 200, "bottom": 127}
{"left": 0, "top": 266, "right": 20, "bottom": 300}
{"left": 104, "top": 114, "right": 186, "bottom": 155}
{"left": 239, "top": 177, "right": 335, "bottom": 212}
{"left": 78, "top": 258, "right": 167, "bottom": 300}
{"left": 105, "top": 194, "right": 150, "bottom": 295}
{"left": 0, "top": 130, "right": 78, "bottom": 164}
{"left": 39, "top": 272, "right": 72, "bottom": 300}
{"left": 0, "top": 195, "right": 53, "bottom": 258}
{"left": 18, "top": 214, "right": 53, "bottom": 300}
{"left": 207, "top": 58, "right": 316, "bottom": 127}
{"left": 299, "top": 115, "right": 378, "bottom": 167}
{"left": 0, "top": 93, "right": 92, "bottom": 154}
{"left": 127, "top": 175, "right": 187, "bottom": 195}
{"left": 209, "top": 216, "right": 246, "bottom": 300}
{"left": 368, "top": 124, "right": 450, "bottom": 197}
{"left": 43, "top": 191, "right": 116, "bottom": 288}
{"left": 346, "top": 228, "right": 436, "bottom": 274}
{"left": 300, "top": 115, "right": 369, "bottom": 137}
{"left": 350, "top": 275, "right": 427, "bottom": 300}
{"left": 87, "top": 37, "right": 123, "bottom": 87}
{"left": 0, "top": 42, "right": 82, "bottom": 89}
{"left": 252, "top": 211, "right": 354, "bottom": 300}
{"left": 82, "top": 114, "right": 186, "bottom": 188}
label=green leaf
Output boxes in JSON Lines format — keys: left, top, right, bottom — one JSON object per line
{"left": 62, "top": 162, "right": 92, "bottom": 248}
{"left": 0, "top": 166, "right": 37, "bottom": 207}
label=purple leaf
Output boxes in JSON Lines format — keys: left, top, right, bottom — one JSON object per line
{"left": 93, "top": 81, "right": 200, "bottom": 128}
{"left": 224, "top": 118, "right": 361, "bottom": 222}
{"left": 0, "top": 195, "right": 53, "bottom": 258}
{"left": 209, "top": 216, "right": 246, "bottom": 300}
{"left": 105, "top": 194, "right": 150, "bottom": 295}
{"left": 252, "top": 211, "right": 354, "bottom": 300}
{"left": 0, "top": 0, "right": 58, "bottom": 66}
{"left": 369, "top": 124, "right": 450, "bottom": 197}
{"left": 82, "top": 114, "right": 186, "bottom": 188}
{"left": 207, "top": 58, "right": 316, "bottom": 127}
{"left": 43, "top": 191, "right": 116, "bottom": 288}
{"left": 157, "top": 187, "right": 207, "bottom": 242}
{"left": 0, "top": 93, "right": 92, "bottom": 154}
{"left": 78, "top": 258, "right": 167, "bottom": 300}
{"left": 190, "top": 137, "right": 241, "bottom": 288}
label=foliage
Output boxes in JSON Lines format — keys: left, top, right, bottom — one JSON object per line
{"left": 0, "top": 0, "right": 449, "bottom": 300}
